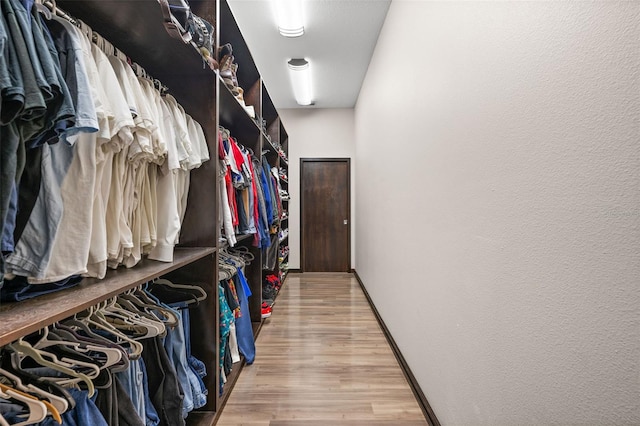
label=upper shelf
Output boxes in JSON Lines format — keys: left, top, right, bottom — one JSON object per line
{"left": 262, "top": 86, "right": 278, "bottom": 129}
{"left": 0, "top": 248, "right": 216, "bottom": 346}
{"left": 219, "top": 0, "right": 260, "bottom": 95}
{"left": 57, "top": 0, "right": 214, "bottom": 90}
{"left": 219, "top": 81, "right": 262, "bottom": 148}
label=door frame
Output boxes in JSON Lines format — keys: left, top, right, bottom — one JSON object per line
{"left": 300, "top": 158, "right": 351, "bottom": 273}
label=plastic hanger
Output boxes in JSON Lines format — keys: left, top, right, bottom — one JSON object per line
{"left": 103, "top": 298, "right": 165, "bottom": 339}
{"left": 0, "top": 356, "right": 76, "bottom": 411}
{"left": 0, "top": 383, "right": 62, "bottom": 425}
{"left": 115, "top": 296, "right": 171, "bottom": 333}
{"left": 0, "top": 367, "right": 69, "bottom": 414}
{"left": 35, "top": 0, "right": 53, "bottom": 20}
{"left": 81, "top": 306, "right": 144, "bottom": 359}
{"left": 49, "top": 326, "right": 126, "bottom": 372}
{"left": 153, "top": 279, "right": 207, "bottom": 302}
{"left": 7, "top": 340, "right": 95, "bottom": 397}
{"left": 135, "top": 282, "right": 185, "bottom": 314}
{"left": 227, "top": 245, "right": 254, "bottom": 260}
{"left": 123, "top": 287, "right": 180, "bottom": 326}
{"left": 111, "top": 297, "right": 165, "bottom": 336}
{"left": 62, "top": 314, "right": 115, "bottom": 345}
{"left": 0, "top": 384, "right": 51, "bottom": 425}
{"left": 100, "top": 299, "right": 155, "bottom": 336}
{"left": 26, "top": 330, "right": 101, "bottom": 380}
{"left": 30, "top": 336, "right": 101, "bottom": 379}
{"left": 148, "top": 281, "right": 207, "bottom": 306}
{"left": 35, "top": 327, "right": 123, "bottom": 371}
{"left": 52, "top": 323, "right": 129, "bottom": 373}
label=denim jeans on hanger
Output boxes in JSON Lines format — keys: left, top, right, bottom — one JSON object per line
{"left": 175, "top": 302, "right": 208, "bottom": 406}
{"left": 115, "top": 358, "right": 146, "bottom": 422}
{"left": 143, "top": 289, "right": 207, "bottom": 410}
{"left": 6, "top": 388, "right": 109, "bottom": 426}
{"left": 140, "top": 335, "right": 184, "bottom": 426}
{"left": 139, "top": 357, "right": 160, "bottom": 426}
{"left": 180, "top": 304, "right": 207, "bottom": 382}
{"left": 163, "top": 303, "right": 210, "bottom": 417}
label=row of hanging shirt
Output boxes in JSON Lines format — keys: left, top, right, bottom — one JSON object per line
{"left": 218, "top": 127, "right": 283, "bottom": 249}
{"left": 0, "top": 0, "right": 210, "bottom": 292}
{"left": 0, "top": 279, "right": 209, "bottom": 426}
{"left": 217, "top": 247, "right": 256, "bottom": 395}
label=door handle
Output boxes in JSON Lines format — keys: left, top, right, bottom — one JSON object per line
{"left": 343, "top": 219, "right": 348, "bottom": 225}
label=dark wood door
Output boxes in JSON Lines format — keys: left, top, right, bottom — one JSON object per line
{"left": 301, "top": 159, "right": 350, "bottom": 272}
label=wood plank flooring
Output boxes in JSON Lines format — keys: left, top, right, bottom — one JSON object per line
{"left": 216, "top": 272, "right": 428, "bottom": 426}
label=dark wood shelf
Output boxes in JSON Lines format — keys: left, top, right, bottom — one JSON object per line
{"left": 219, "top": 80, "right": 262, "bottom": 151}
{"left": 0, "top": 248, "right": 216, "bottom": 346}
{"left": 262, "top": 86, "right": 278, "bottom": 129}
{"left": 219, "top": 233, "right": 254, "bottom": 249}
{"left": 220, "top": 0, "right": 260, "bottom": 93}
{"left": 236, "top": 234, "right": 254, "bottom": 244}
{"left": 215, "top": 357, "right": 248, "bottom": 423}
{"left": 57, "top": 0, "right": 213, "bottom": 88}
{"left": 186, "top": 411, "right": 216, "bottom": 426}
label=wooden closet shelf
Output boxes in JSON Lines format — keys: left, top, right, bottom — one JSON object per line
{"left": 219, "top": 234, "right": 253, "bottom": 249}
{"left": 0, "top": 247, "right": 216, "bottom": 346}
{"left": 185, "top": 411, "right": 216, "bottom": 426}
{"left": 57, "top": 0, "right": 213, "bottom": 85}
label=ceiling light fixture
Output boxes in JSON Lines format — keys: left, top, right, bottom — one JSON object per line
{"left": 273, "top": 0, "right": 304, "bottom": 37}
{"left": 287, "top": 58, "right": 313, "bottom": 106}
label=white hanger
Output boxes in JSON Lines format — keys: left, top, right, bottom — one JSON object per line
{"left": 0, "top": 367, "right": 69, "bottom": 414}
{"left": 102, "top": 297, "right": 164, "bottom": 339}
{"left": 83, "top": 306, "right": 144, "bottom": 359}
{"left": 120, "top": 289, "right": 179, "bottom": 328}
{"left": 35, "top": 0, "right": 53, "bottom": 20}
{"left": 53, "top": 321, "right": 129, "bottom": 372}
{"left": 7, "top": 339, "right": 95, "bottom": 397}
{"left": 43, "top": 328, "right": 124, "bottom": 370}
{"left": 0, "top": 413, "right": 10, "bottom": 426}
{"left": 0, "top": 384, "right": 49, "bottom": 426}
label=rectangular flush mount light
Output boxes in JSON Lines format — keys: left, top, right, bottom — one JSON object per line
{"left": 273, "top": 0, "right": 304, "bottom": 37}
{"left": 287, "top": 59, "right": 312, "bottom": 105}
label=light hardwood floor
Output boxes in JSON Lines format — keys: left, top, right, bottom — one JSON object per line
{"left": 216, "top": 272, "right": 429, "bottom": 426}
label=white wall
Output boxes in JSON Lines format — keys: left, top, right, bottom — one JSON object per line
{"left": 355, "top": 1, "right": 639, "bottom": 425}
{"left": 279, "top": 108, "right": 356, "bottom": 270}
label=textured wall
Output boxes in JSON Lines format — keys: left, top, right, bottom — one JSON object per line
{"left": 355, "top": 1, "right": 639, "bottom": 424}
{"left": 278, "top": 108, "right": 356, "bottom": 270}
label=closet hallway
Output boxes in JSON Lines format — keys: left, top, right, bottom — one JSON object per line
{"left": 216, "top": 273, "right": 428, "bottom": 425}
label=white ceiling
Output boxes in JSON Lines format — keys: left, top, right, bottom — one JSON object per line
{"left": 228, "top": 0, "right": 391, "bottom": 109}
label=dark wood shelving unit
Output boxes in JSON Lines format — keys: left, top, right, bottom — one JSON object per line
{"left": 0, "top": 248, "right": 215, "bottom": 347}
{"left": 1, "top": 0, "right": 291, "bottom": 422}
